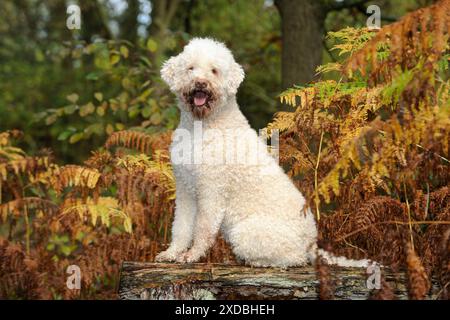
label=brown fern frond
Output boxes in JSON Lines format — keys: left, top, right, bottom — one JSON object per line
{"left": 84, "top": 150, "right": 113, "bottom": 170}
{"left": 0, "top": 237, "right": 40, "bottom": 299}
{"left": 0, "top": 197, "right": 58, "bottom": 222}
{"left": 406, "top": 242, "right": 431, "bottom": 299}
{"left": 0, "top": 156, "right": 51, "bottom": 181}
{"left": 319, "top": 197, "right": 410, "bottom": 267}
{"left": 0, "top": 130, "right": 23, "bottom": 147}
{"left": 105, "top": 130, "right": 171, "bottom": 155}
{"left": 413, "top": 186, "right": 450, "bottom": 220}
{"left": 353, "top": 196, "right": 406, "bottom": 232}
{"left": 0, "top": 130, "right": 23, "bottom": 146}
{"left": 345, "top": 0, "right": 450, "bottom": 84}
{"left": 115, "top": 153, "right": 175, "bottom": 206}
{"left": 437, "top": 228, "right": 450, "bottom": 299}
{"left": 421, "top": 186, "right": 450, "bottom": 271}
{"left": 51, "top": 165, "right": 101, "bottom": 194}
{"left": 59, "top": 197, "right": 132, "bottom": 233}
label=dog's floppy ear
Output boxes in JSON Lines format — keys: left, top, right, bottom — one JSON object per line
{"left": 226, "top": 61, "right": 245, "bottom": 95}
{"left": 161, "top": 55, "right": 180, "bottom": 91}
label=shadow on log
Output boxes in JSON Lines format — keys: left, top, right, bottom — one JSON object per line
{"left": 118, "top": 262, "right": 440, "bottom": 300}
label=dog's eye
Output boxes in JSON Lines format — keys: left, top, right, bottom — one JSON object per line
{"left": 212, "top": 68, "right": 218, "bottom": 75}
{"left": 188, "top": 66, "right": 194, "bottom": 71}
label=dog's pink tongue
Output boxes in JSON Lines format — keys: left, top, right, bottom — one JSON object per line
{"left": 194, "top": 92, "right": 207, "bottom": 106}
{"left": 194, "top": 96, "right": 207, "bottom": 106}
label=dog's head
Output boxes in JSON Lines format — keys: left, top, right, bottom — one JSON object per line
{"left": 161, "top": 38, "right": 245, "bottom": 119}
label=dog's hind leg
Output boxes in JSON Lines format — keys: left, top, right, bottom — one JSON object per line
{"left": 227, "top": 215, "right": 313, "bottom": 267}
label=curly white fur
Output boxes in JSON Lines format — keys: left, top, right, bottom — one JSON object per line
{"left": 155, "top": 38, "right": 370, "bottom": 268}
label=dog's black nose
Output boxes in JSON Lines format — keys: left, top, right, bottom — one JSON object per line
{"left": 195, "top": 80, "right": 207, "bottom": 89}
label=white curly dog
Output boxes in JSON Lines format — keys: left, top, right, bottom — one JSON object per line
{"left": 155, "top": 38, "right": 370, "bottom": 268}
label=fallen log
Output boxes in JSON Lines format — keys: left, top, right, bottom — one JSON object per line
{"left": 118, "top": 262, "right": 440, "bottom": 300}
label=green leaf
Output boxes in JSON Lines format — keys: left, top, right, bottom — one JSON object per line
{"left": 128, "top": 105, "right": 140, "bottom": 118}
{"left": 45, "top": 114, "right": 58, "bottom": 125}
{"left": 138, "top": 88, "right": 154, "bottom": 102}
{"left": 94, "top": 92, "right": 103, "bottom": 101}
{"left": 95, "top": 49, "right": 111, "bottom": 69}
{"left": 86, "top": 72, "right": 99, "bottom": 81}
{"left": 69, "top": 132, "right": 84, "bottom": 144}
{"left": 85, "top": 43, "right": 96, "bottom": 54}
{"left": 84, "top": 123, "right": 104, "bottom": 136}
{"left": 64, "top": 104, "right": 77, "bottom": 115}
{"left": 96, "top": 106, "right": 106, "bottom": 116}
{"left": 120, "top": 45, "right": 129, "bottom": 58}
{"left": 141, "top": 105, "right": 152, "bottom": 118}
{"left": 34, "top": 49, "right": 45, "bottom": 62}
{"left": 106, "top": 124, "right": 114, "bottom": 135}
{"left": 79, "top": 102, "right": 96, "bottom": 117}
{"left": 121, "top": 77, "right": 132, "bottom": 90}
{"left": 110, "top": 54, "right": 121, "bottom": 65}
{"left": 140, "top": 56, "right": 152, "bottom": 67}
{"left": 150, "top": 112, "right": 162, "bottom": 125}
{"left": 66, "top": 93, "right": 79, "bottom": 103}
{"left": 141, "top": 80, "right": 151, "bottom": 89}
{"left": 57, "top": 130, "right": 74, "bottom": 141}
{"left": 34, "top": 111, "right": 47, "bottom": 122}
{"left": 146, "top": 38, "right": 158, "bottom": 53}
{"left": 56, "top": 108, "right": 65, "bottom": 116}
{"left": 61, "top": 245, "right": 72, "bottom": 257}
{"left": 75, "top": 231, "right": 85, "bottom": 241}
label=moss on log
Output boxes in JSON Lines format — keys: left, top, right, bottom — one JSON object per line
{"left": 118, "top": 262, "right": 440, "bottom": 300}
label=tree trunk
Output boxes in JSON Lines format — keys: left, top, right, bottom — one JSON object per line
{"left": 120, "top": 0, "right": 140, "bottom": 43}
{"left": 79, "top": 0, "right": 112, "bottom": 41}
{"left": 118, "top": 262, "right": 441, "bottom": 300}
{"left": 275, "top": 0, "right": 327, "bottom": 91}
{"left": 148, "top": 0, "right": 181, "bottom": 65}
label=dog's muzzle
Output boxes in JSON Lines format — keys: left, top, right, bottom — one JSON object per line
{"left": 184, "top": 81, "right": 216, "bottom": 119}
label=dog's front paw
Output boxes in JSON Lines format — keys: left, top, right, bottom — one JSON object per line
{"left": 155, "top": 249, "right": 180, "bottom": 262}
{"left": 176, "top": 249, "right": 202, "bottom": 263}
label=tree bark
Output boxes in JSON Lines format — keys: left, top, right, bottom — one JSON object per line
{"left": 118, "top": 262, "right": 440, "bottom": 300}
{"left": 79, "top": 0, "right": 112, "bottom": 41}
{"left": 275, "top": 0, "right": 327, "bottom": 91}
{"left": 148, "top": 0, "right": 182, "bottom": 65}
{"left": 120, "top": 0, "right": 140, "bottom": 43}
